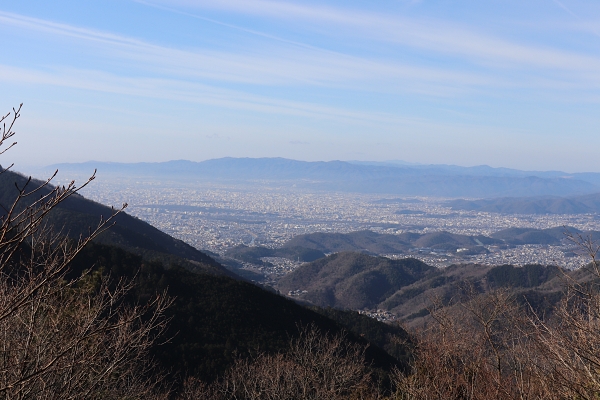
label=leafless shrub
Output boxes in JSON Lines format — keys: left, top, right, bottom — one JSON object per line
{"left": 184, "top": 324, "right": 375, "bottom": 400}
{"left": 392, "top": 228, "right": 600, "bottom": 400}
{"left": 0, "top": 105, "right": 171, "bottom": 399}
{"left": 393, "top": 288, "right": 556, "bottom": 400}
{"left": 522, "top": 230, "right": 600, "bottom": 399}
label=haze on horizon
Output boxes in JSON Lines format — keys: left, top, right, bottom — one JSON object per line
{"left": 1, "top": 0, "right": 600, "bottom": 173}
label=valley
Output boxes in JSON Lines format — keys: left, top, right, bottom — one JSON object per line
{"left": 6, "top": 160, "right": 600, "bottom": 396}
{"left": 76, "top": 178, "right": 600, "bottom": 274}
{"left": 45, "top": 170, "right": 600, "bottom": 329}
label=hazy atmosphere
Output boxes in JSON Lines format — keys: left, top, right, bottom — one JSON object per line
{"left": 2, "top": 0, "right": 600, "bottom": 171}
{"left": 6, "top": 2, "right": 600, "bottom": 398}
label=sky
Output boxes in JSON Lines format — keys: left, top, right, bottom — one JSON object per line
{"left": 1, "top": 0, "right": 600, "bottom": 172}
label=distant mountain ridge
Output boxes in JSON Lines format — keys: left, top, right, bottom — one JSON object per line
{"left": 44, "top": 158, "right": 600, "bottom": 197}
{"left": 447, "top": 192, "right": 600, "bottom": 214}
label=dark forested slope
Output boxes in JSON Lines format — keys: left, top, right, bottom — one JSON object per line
{"left": 70, "top": 243, "right": 411, "bottom": 382}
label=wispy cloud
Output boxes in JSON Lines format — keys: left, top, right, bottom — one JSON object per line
{"left": 0, "top": 64, "right": 441, "bottom": 127}
{"left": 2, "top": 1, "right": 600, "bottom": 169}
{"left": 0, "top": 9, "right": 518, "bottom": 99}
{"left": 0, "top": 10, "right": 488, "bottom": 90}
{"left": 141, "top": 0, "right": 600, "bottom": 73}
{"left": 4, "top": 6, "right": 600, "bottom": 102}
{"left": 552, "top": 0, "right": 578, "bottom": 18}
{"left": 550, "top": 0, "right": 600, "bottom": 38}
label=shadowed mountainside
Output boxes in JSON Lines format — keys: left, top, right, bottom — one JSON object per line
{"left": 380, "top": 262, "right": 566, "bottom": 326}
{"left": 69, "top": 243, "right": 411, "bottom": 385}
{"left": 276, "top": 251, "right": 570, "bottom": 327}
{"left": 1, "top": 167, "right": 413, "bottom": 385}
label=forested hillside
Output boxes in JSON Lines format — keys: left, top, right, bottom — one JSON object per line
{"left": 0, "top": 117, "right": 409, "bottom": 398}
{"left": 446, "top": 192, "right": 600, "bottom": 214}
{"left": 70, "top": 243, "right": 411, "bottom": 382}
{"left": 277, "top": 252, "right": 434, "bottom": 310}
{"left": 278, "top": 251, "right": 568, "bottom": 327}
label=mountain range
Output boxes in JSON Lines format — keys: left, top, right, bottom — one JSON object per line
{"left": 221, "top": 228, "right": 586, "bottom": 271}
{"left": 1, "top": 167, "right": 412, "bottom": 387}
{"left": 282, "top": 230, "right": 502, "bottom": 254}
{"left": 446, "top": 192, "right": 600, "bottom": 214}
{"left": 42, "top": 158, "right": 600, "bottom": 198}
{"left": 275, "top": 251, "right": 571, "bottom": 327}
{"left": 276, "top": 253, "right": 435, "bottom": 310}
{"left": 5, "top": 163, "right": 595, "bottom": 393}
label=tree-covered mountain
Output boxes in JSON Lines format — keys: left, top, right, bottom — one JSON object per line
{"left": 1, "top": 166, "right": 412, "bottom": 389}
{"left": 69, "top": 242, "right": 412, "bottom": 385}
{"left": 276, "top": 252, "right": 435, "bottom": 310}
{"left": 222, "top": 228, "right": 589, "bottom": 279}
{"left": 280, "top": 230, "right": 502, "bottom": 255}
{"left": 489, "top": 226, "right": 591, "bottom": 245}
{"left": 4, "top": 161, "right": 592, "bottom": 395}
{"left": 270, "top": 227, "right": 590, "bottom": 257}
{"left": 276, "top": 251, "right": 568, "bottom": 327}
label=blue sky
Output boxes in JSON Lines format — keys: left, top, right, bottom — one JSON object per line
{"left": 1, "top": 0, "right": 600, "bottom": 171}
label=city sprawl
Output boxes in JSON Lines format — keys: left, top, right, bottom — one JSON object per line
{"left": 78, "top": 179, "right": 600, "bottom": 274}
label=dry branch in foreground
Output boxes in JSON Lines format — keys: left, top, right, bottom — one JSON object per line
{"left": 0, "top": 105, "right": 170, "bottom": 399}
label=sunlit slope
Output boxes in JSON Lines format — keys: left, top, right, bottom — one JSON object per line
{"left": 276, "top": 252, "right": 435, "bottom": 309}
{"left": 277, "top": 251, "right": 570, "bottom": 327}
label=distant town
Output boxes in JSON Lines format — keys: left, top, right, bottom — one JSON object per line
{"left": 77, "top": 178, "right": 600, "bottom": 274}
